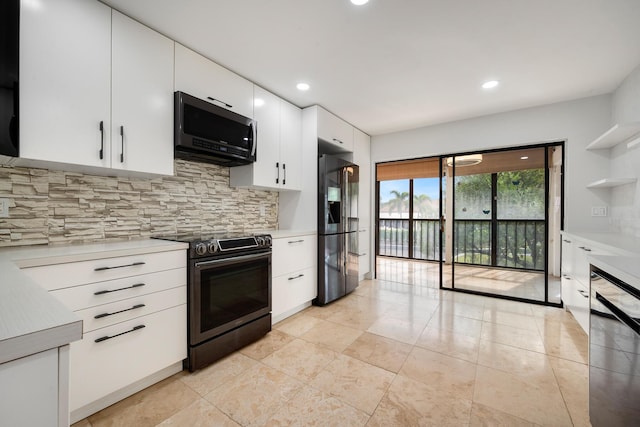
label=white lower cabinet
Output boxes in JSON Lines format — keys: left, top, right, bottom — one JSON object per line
{"left": 0, "top": 348, "right": 63, "bottom": 427}
{"left": 271, "top": 233, "right": 317, "bottom": 323}
{"left": 358, "top": 228, "right": 370, "bottom": 280}
{"left": 19, "top": 246, "right": 187, "bottom": 423}
{"left": 69, "top": 304, "right": 186, "bottom": 412}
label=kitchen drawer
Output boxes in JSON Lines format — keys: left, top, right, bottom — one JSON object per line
{"left": 272, "top": 234, "right": 316, "bottom": 278}
{"left": 49, "top": 267, "right": 186, "bottom": 311}
{"left": 75, "top": 286, "right": 186, "bottom": 333}
{"left": 272, "top": 266, "right": 316, "bottom": 318}
{"left": 565, "top": 278, "right": 590, "bottom": 335}
{"left": 21, "top": 250, "right": 186, "bottom": 291}
{"left": 69, "top": 304, "right": 187, "bottom": 412}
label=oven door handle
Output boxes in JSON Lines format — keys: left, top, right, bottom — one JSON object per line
{"left": 194, "top": 252, "right": 270, "bottom": 268}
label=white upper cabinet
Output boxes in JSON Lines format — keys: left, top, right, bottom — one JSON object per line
{"left": 279, "top": 100, "right": 303, "bottom": 190}
{"left": 230, "top": 87, "right": 302, "bottom": 191}
{"left": 20, "top": 0, "right": 112, "bottom": 168}
{"left": 317, "top": 107, "right": 354, "bottom": 153}
{"left": 111, "top": 11, "right": 174, "bottom": 176}
{"left": 174, "top": 43, "right": 254, "bottom": 119}
{"left": 20, "top": 1, "right": 174, "bottom": 176}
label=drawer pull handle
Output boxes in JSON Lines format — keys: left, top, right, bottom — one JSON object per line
{"left": 288, "top": 274, "right": 304, "bottom": 281}
{"left": 562, "top": 239, "right": 571, "bottom": 243}
{"left": 95, "top": 324, "right": 145, "bottom": 343}
{"left": 358, "top": 253, "right": 367, "bottom": 257}
{"left": 288, "top": 239, "right": 304, "bottom": 244}
{"left": 94, "top": 304, "right": 146, "bottom": 319}
{"left": 577, "top": 289, "right": 589, "bottom": 298}
{"left": 333, "top": 138, "right": 344, "bottom": 144}
{"left": 94, "top": 283, "right": 145, "bottom": 295}
{"left": 94, "top": 261, "right": 146, "bottom": 271}
{"left": 94, "top": 261, "right": 146, "bottom": 272}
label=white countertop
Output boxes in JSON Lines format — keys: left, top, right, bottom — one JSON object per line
{"left": 561, "top": 231, "right": 640, "bottom": 256}
{"left": 590, "top": 255, "right": 640, "bottom": 292}
{"left": 0, "top": 239, "right": 188, "bottom": 364}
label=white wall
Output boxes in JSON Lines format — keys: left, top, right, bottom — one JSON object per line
{"left": 610, "top": 64, "right": 640, "bottom": 237}
{"left": 372, "top": 94, "right": 612, "bottom": 232}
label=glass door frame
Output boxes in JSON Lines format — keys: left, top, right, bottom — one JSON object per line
{"left": 438, "top": 141, "right": 564, "bottom": 307}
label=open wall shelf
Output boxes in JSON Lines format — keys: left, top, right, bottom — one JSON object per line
{"left": 586, "top": 178, "right": 637, "bottom": 188}
{"left": 587, "top": 122, "right": 640, "bottom": 150}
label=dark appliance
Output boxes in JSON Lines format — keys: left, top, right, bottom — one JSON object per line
{"left": 316, "top": 154, "right": 359, "bottom": 305}
{"left": 589, "top": 266, "right": 640, "bottom": 426}
{"left": 0, "top": 0, "right": 19, "bottom": 159}
{"left": 174, "top": 91, "right": 256, "bottom": 167}
{"left": 153, "top": 232, "right": 272, "bottom": 372}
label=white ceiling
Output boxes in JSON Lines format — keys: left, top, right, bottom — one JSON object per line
{"left": 102, "top": 0, "right": 640, "bottom": 136}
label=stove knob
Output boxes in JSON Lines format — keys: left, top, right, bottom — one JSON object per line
{"left": 264, "top": 235, "right": 272, "bottom": 246}
{"left": 208, "top": 241, "right": 218, "bottom": 253}
{"left": 256, "top": 236, "right": 265, "bottom": 246}
{"left": 195, "top": 243, "right": 207, "bottom": 256}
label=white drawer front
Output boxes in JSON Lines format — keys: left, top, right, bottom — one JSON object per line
{"left": 69, "top": 304, "right": 187, "bottom": 412}
{"left": 21, "top": 250, "right": 186, "bottom": 291}
{"left": 272, "top": 235, "right": 316, "bottom": 278}
{"left": 49, "top": 267, "right": 186, "bottom": 311}
{"left": 75, "top": 286, "right": 186, "bottom": 333}
{"left": 272, "top": 266, "right": 316, "bottom": 318}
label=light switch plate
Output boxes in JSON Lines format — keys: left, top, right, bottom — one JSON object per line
{"left": 591, "top": 206, "right": 607, "bottom": 217}
{"left": 0, "top": 198, "right": 9, "bottom": 218}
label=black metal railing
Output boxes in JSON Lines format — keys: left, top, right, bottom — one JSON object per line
{"left": 378, "top": 219, "right": 410, "bottom": 257}
{"left": 378, "top": 218, "right": 545, "bottom": 271}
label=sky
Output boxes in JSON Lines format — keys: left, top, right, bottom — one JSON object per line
{"left": 379, "top": 178, "right": 440, "bottom": 203}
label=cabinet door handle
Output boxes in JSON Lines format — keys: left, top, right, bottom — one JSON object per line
{"left": 288, "top": 273, "right": 304, "bottom": 281}
{"left": 288, "top": 239, "right": 304, "bottom": 244}
{"left": 99, "top": 121, "right": 104, "bottom": 160}
{"left": 332, "top": 138, "right": 344, "bottom": 144}
{"left": 283, "top": 163, "right": 286, "bottom": 185}
{"left": 94, "top": 304, "right": 145, "bottom": 319}
{"left": 94, "top": 283, "right": 145, "bottom": 295}
{"left": 563, "top": 239, "right": 571, "bottom": 243}
{"left": 95, "top": 325, "right": 145, "bottom": 343}
{"left": 207, "top": 96, "right": 232, "bottom": 109}
{"left": 120, "top": 125, "right": 125, "bottom": 163}
{"left": 276, "top": 162, "right": 280, "bottom": 184}
{"left": 94, "top": 261, "right": 145, "bottom": 272}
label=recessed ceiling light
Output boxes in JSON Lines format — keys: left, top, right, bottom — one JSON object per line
{"left": 520, "top": 156, "right": 529, "bottom": 160}
{"left": 254, "top": 98, "right": 265, "bottom": 107}
{"left": 296, "top": 82, "right": 310, "bottom": 91}
{"left": 351, "top": 0, "right": 369, "bottom": 5}
{"left": 482, "top": 80, "right": 499, "bottom": 89}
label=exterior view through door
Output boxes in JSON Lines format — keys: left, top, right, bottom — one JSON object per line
{"left": 376, "top": 143, "right": 563, "bottom": 306}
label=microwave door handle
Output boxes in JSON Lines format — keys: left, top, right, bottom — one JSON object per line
{"left": 250, "top": 123, "right": 257, "bottom": 158}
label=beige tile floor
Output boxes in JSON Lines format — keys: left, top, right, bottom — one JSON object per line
{"left": 377, "top": 256, "right": 562, "bottom": 304}
{"left": 74, "top": 258, "right": 590, "bottom": 427}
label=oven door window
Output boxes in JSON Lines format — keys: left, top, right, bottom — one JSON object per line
{"left": 196, "top": 254, "right": 271, "bottom": 337}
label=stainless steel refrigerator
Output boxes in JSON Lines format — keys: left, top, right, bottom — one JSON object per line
{"left": 316, "top": 154, "right": 359, "bottom": 306}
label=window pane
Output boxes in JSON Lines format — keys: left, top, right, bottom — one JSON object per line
{"left": 379, "top": 179, "right": 410, "bottom": 218}
{"left": 454, "top": 174, "right": 492, "bottom": 220}
{"left": 413, "top": 178, "right": 439, "bottom": 219}
{"left": 497, "top": 169, "right": 545, "bottom": 219}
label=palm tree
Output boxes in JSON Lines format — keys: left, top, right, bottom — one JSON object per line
{"left": 413, "top": 193, "right": 433, "bottom": 218}
{"left": 388, "top": 190, "right": 409, "bottom": 218}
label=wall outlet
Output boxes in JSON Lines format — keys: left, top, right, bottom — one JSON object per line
{"left": 0, "top": 198, "right": 9, "bottom": 218}
{"left": 591, "top": 206, "right": 607, "bottom": 217}
{"left": 259, "top": 205, "right": 266, "bottom": 217}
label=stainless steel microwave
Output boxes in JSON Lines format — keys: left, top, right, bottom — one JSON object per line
{"left": 174, "top": 91, "right": 256, "bottom": 166}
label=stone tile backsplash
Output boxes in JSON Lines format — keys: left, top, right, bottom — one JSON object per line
{"left": 0, "top": 160, "right": 278, "bottom": 247}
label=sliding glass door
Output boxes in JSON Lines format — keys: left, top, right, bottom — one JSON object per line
{"left": 446, "top": 146, "right": 560, "bottom": 304}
